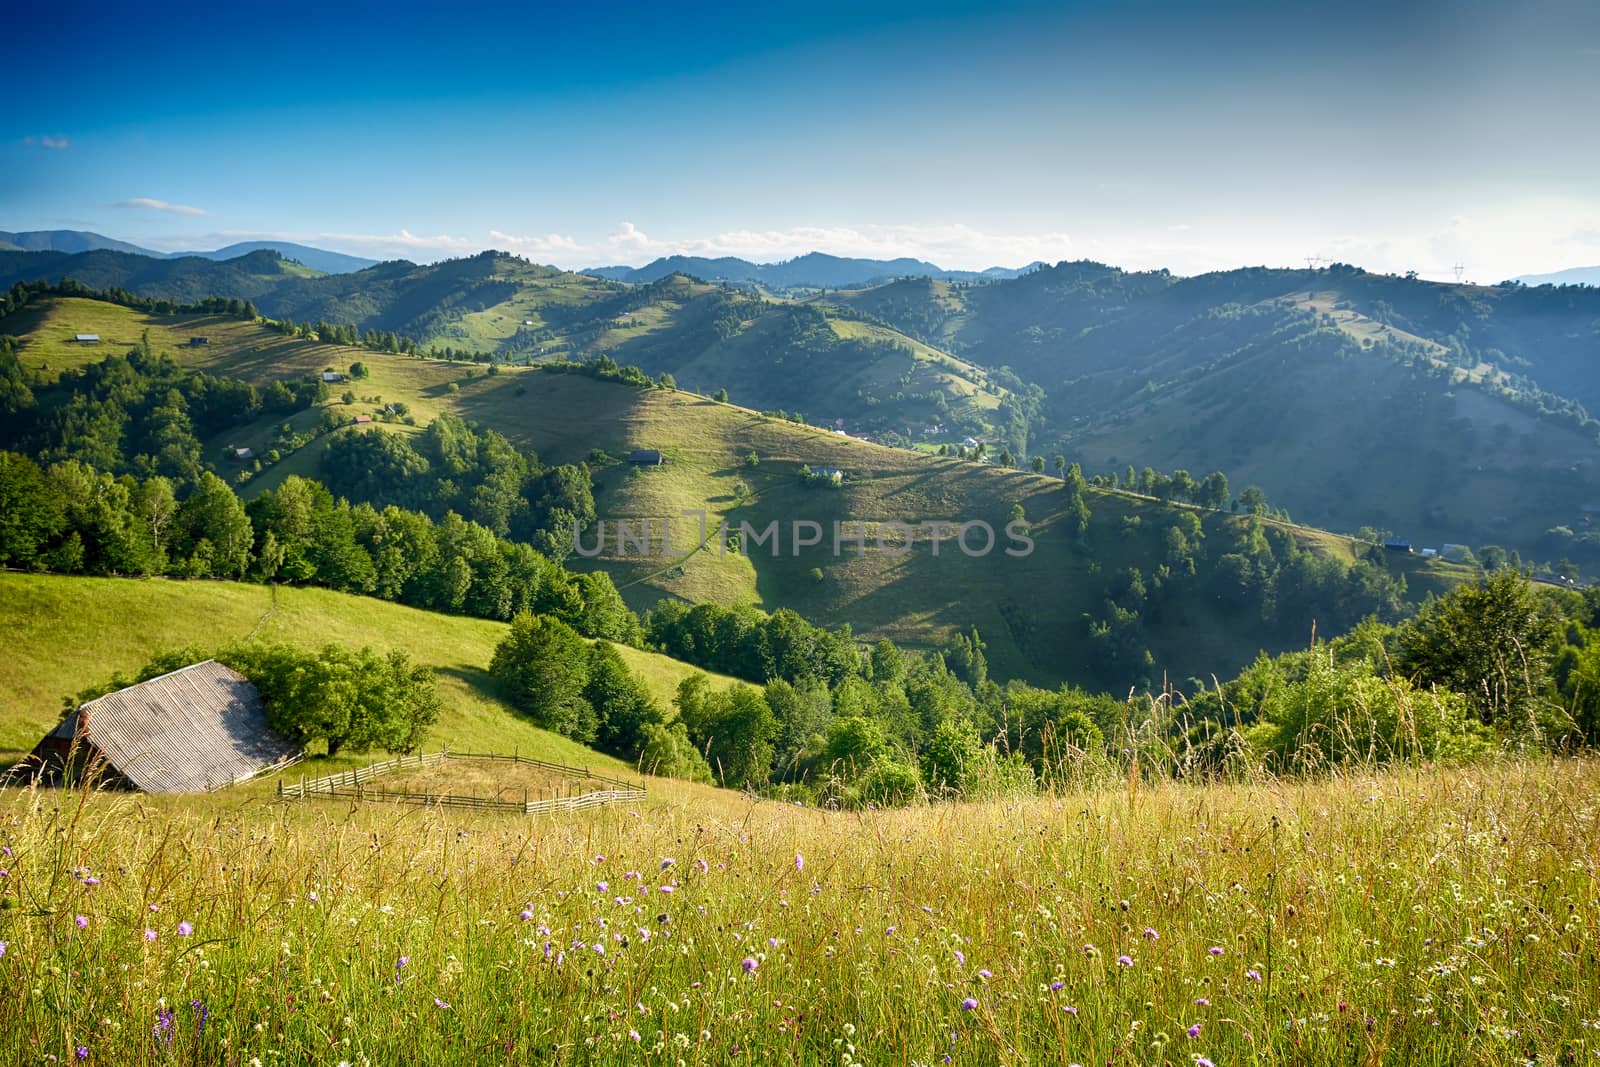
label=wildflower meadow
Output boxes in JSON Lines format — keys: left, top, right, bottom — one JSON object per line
{"left": 0, "top": 759, "right": 1596, "bottom": 1065}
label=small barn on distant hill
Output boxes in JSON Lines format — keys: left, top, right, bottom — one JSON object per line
{"left": 628, "top": 449, "right": 665, "bottom": 466}
{"left": 28, "top": 661, "right": 300, "bottom": 792}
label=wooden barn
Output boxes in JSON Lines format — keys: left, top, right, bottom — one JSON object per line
{"left": 628, "top": 449, "right": 666, "bottom": 467}
{"left": 27, "top": 661, "right": 300, "bottom": 792}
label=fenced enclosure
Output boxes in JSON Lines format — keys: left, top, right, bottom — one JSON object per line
{"left": 277, "top": 750, "right": 647, "bottom": 813}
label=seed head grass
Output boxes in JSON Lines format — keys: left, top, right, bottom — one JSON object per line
{"left": 0, "top": 759, "right": 1595, "bottom": 1064}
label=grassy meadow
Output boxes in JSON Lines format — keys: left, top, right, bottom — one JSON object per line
{"left": 0, "top": 758, "right": 1593, "bottom": 1064}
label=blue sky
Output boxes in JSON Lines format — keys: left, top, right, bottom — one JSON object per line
{"left": 4, "top": 0, "right": 1598, "bottom": 278}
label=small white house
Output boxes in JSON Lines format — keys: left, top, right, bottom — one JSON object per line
{"left": 322, "top": 371, "right": 344, "bottom": 383}
{"left": 74, "top": 333, "right": 100, "bottom": 344}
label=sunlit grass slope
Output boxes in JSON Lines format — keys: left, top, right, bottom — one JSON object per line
{"left": 0, "top": 572, "right": 745, "bottom": 764}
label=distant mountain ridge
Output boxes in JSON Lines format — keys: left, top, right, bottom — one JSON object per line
{"left": 0, "top": 229, "right": 159, "bottom": 257}
{"left": 0, "top": 229, "right": 376, "bottom": 274}
{"left": 1515, "top": 265, "right": 1600, "bottom": 288}
{"left": 173, "top": 241, "right": 377, "bottom": 274}
{"left": 584, "top": 251, "right": 1044, "bottom": 288}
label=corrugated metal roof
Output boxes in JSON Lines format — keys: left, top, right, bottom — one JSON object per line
{"left": 57, "top": 660, "right": 299, "bottom": 793}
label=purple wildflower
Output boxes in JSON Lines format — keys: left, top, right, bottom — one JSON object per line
{"left": 153, "top": 1009, "right": 174, "bottom": 1045}
{"left": 83, "top": 877, "right": 100, "bottom": 886}
{"left": 519, "top": 909, "right": 534, "bottom": 921}
{"left": 660, "top": 858, "right": 675, "bottom": 870}
{"left": 1142, "top": 927, "right": 1159, "bottom": 940}
{"left": 1116, "top": 955, "right": 1133, "bottom": 967}
{"left": 75, "top": 1047, "right": 88, "bottom": 1060}
{"left": 434, "top": 998, "right": 451, "bottom": 1010}
{"left": 1195, "top": 997, "right": 1210, "bottom": 1007}
{"left": 954, "top": 949, "right": 965, "bottom": 965}
{"left": 977, "top": 969, "right": 992, "bottom": 980}
{"left": 75, "top": 915, "right": 88, "bottom": 929}
{"left": 0, "top": 941, "right": 7, "bottom": 959}
{"left": 1187, "top": 1023, "right": 1202, "bottom": 1038}
{"left": 629, "top": 1029, "right": 641, "bottom": 1042}
{"left": 742, "top": 957, "right": 758, "bottom": 974}
{"left": 191, "top": 999, "right": 208, "bottom": 1034}
{"left": 177, "top": 921, "right": 193, "bottom": 937}
{"left": 694, "top": 859, "right": 709, "bottom": 873}
{"left": 597, "top": 881, "right": 609, "bottom": 893}
{"left": 1247, "top": 968, "right": 1263, "bottom": 983}
{"left": 143, "top": 928, "right": 157, "bottom": 943}
{"left": 795, "top": 853, "right": 804, "bottom": 871}
{"left": 960, "top": 997, "right": 978, "bottom": 1011}
{"left": 1208, "top": 946, "right": 1225, "bottom": 956}
{"left": 1050, "top": 980, "right": 1065, "bottom": 992}
{"left": 1197, "top": 1059, "right": 1215, "bottom": 1067}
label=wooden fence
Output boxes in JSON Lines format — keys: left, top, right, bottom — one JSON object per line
{"left": 277, "top": 750, "right": 646, "bottom": 814}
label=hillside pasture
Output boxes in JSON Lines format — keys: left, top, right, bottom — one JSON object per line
{"left": 0, "top": 573, "right": 746, "bottom": 766}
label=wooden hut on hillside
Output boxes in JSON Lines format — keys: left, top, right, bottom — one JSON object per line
{"left": 26, "top": 661, "right": 299, "bottom": 792}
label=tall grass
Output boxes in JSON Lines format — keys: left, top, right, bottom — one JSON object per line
{"left": 1, "top": 758, "right": 1594, "bottom": 1065}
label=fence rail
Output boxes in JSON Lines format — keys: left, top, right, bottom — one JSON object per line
{"left": 277, "top": 750, "right": 645, "bottom": 814}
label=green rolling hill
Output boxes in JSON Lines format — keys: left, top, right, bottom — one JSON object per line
{"left": 3, "top": 295, "right": 1473, "bottom": 693}
{"left": 1, "top": 254, "right": 1014, "bottom": 441}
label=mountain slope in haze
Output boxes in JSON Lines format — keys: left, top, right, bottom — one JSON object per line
{"left": 838, "top": 262, "right": 1600, "bottom": 561}
{"left": 0, "top": 230, "right": 375, "bottom": 273}
{"left": 586, "top": 252, "right": 1044, "bottom": 288}
{"left": 1515, "top": 266, "right": 1600, "bottom": 288}
{"left": 0, "top": 229, "right": 163, "bottom": 257}
{"left": 173, "top": 241, "right": 377, "bottom": 274}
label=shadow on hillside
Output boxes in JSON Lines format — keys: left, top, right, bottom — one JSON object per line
{"left": 437, "top": 665, "right": 514, "bottom": 706}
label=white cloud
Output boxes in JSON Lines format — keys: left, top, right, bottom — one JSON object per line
{"left": 118, "top": 198, "right": 208, "bottom": 217}
{"left": 21, "top": 135, "right": 70, "bottom": 150}
{"left": 489, "top": 229, "right": 580, "bottom": 255}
